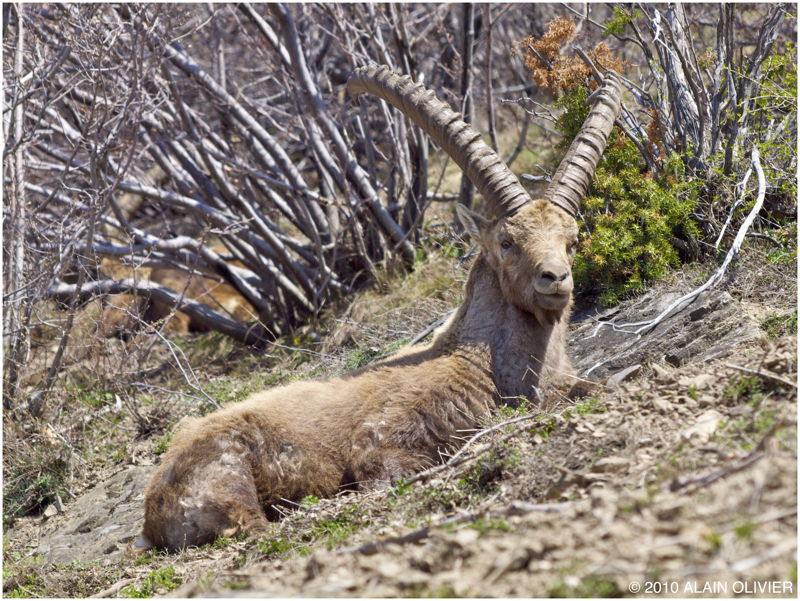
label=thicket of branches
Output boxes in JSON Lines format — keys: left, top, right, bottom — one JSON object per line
{"left": 517, "top": 3, "right": 796, "bottom": 215}
{"left": 4, "top": 3, "right": 553, "bottom": 410}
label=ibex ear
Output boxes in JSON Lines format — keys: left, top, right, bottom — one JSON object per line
{"left": 456, "top": 204, "right": 492, "bottom": 241}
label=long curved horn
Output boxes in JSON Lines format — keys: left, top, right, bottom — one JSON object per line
{"left": 543, "top": 73, "right": 623, "bottom": 216}
{"left": 347, "top": 64, "right": 531, "bottom": 218}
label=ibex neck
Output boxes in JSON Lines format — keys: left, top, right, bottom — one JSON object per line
{"left": 431, "top": 254, "right": 566, "bottom": 402}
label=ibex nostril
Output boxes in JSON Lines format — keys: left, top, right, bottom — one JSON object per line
{"left": 541, "top": 270, "right": 568, "bottom": 283}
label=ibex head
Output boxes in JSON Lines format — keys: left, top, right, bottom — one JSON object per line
{"left": 456, "top": 199, "right": 578, "bottom": 325}
{"left": 348, "top": 65, "right": 622, "bottom": 325}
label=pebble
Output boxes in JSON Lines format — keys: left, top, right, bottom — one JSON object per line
{"left": 651, "top": 364, "right": 672, "bottom": 381}
{"left": 606, "top": 364, "right": 642, "bottom": 390}
{"left": 680, "top": 409, "right": 723, "bottom": 444}
{"left": 592, "top": 457, "right": 630, "bottom": 473}
{"left": 678, "top": 373, "right": 716, "bottom": 389}
{"left": 453, "top": 528, "right": 480, "bottom": 547}
{"left": 652, "top": 398, "right": 672, "bottom": 413}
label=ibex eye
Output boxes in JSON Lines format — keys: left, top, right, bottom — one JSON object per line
{"left": 500, "top": 240, "right": 513, "bottom": 250}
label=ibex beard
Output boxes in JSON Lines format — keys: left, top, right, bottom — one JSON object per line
{"left": 137, "top": 65, "right": 621, "bottom": 552}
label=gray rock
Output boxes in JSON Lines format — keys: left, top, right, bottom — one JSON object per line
{"left": 570, "top": 289, "right": 763, "bottom": 380}
{"left": 37, "top": 465, "right": 155, "bottom": 564}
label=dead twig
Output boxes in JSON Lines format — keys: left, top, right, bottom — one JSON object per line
{"left": 89, "top": 578, "right": 136, "bottom": 598}
{"left": 745, "top": 232, "right": 784, "bottom": 248}
{"left": 404, "top": 413, "right": 545, "bottom": 487}
{"left": 670, "top": 417, "right": 796, "bottom": 494}
{"left": 670, "top": 450, "right": 767, "bottom": 494}
{"left": 445, "top": 414, "right": 542, "bottom": 467}
{"left": 724, "top": 362, "right": 797, "bottom": 389}
{"left": 47, "top": 278, "right": 268, "bottom": 346}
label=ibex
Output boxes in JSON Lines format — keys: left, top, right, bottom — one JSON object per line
{"left": 98, "top": 166, "right": 258, "bottom": 337}
{"left": 100, "top": 257, "right": 258, "bottom": 338}
{"left": 149, "top": 266, "right": 258, "bottom": 334}
{"left": 138, "top": 65, "right": 622, "bottom": 551}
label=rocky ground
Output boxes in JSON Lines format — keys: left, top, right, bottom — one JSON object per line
{"left": 3, "top": 241, "right": 796, "bottom": 598}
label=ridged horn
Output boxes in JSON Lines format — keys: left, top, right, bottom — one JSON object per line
{"left": 543, "top": 72, "right": 623, "bottom": 216}
{"left": 347, "top": 64, "right": 531, "bottom": 219}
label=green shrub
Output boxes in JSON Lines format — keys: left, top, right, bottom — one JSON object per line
{"left": 307, "top": 504, "right": 368, "bottom": 549}
{"left": 458, "top": 441, "right": 521, "bottom": 494}
{"left": 342, "top": 347, "right": 380, "bottom": 371}
{"left": 556, "top": 86, "right": 701, "bottom": 306}
{"left": 751, "top": 41, "right": 797, "bottom": 204}
{"left": 602, "top": 6, "right": 641, "bottom": 37}
{"left": 257, "top": 537, "right": 294, "bottom": 557}
{"left": 468, "top": 516, "right": 510, "bottom": 535}
{"left": 152, "top": 432, "right": 172, "bottom": 455}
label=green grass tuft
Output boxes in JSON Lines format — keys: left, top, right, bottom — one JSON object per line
{"left": 121, "top": 566, "right": 181, "bottom": 598}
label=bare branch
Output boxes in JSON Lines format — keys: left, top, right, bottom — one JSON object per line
{"left": 47, "top": 278, "right": 268, "bottom": 346}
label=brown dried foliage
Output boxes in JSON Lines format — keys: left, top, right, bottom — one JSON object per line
{"left": 513, "top": 17, "right": 626, "bottom": 93}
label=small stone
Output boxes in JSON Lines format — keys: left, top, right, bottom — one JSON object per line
{"left": 652, "top": 544, "right": 684, "bottom": 560}
{"left": 681, "top": 409, "right": 723, "bottom": 444}
{"left": 678, "top": 373, "right": 716, "bottom": 389}
{"left": 606, "top": 364, "right": 642, "bottom": 390}
{"left": 697, "top": 394, "right": 716, "bottom": 408}
{"left": 43, "top": 504, "right": 58, "bottom": 518}
{"left": 590, "top": 486, "right": 617, "bottom": 507}
{"left": 535, "top": 560, "right": 552, "bottom": 571}
{"left": 652, "top": 398, "right": 672, "bottom": 414}
{"left": 453, "top": 527, "right": 480, "bottom": 547}
{"left": 651, "top": 364, "right": 671, "bottom": 381}
{"left": 656, "top": 500, "right": 685, "bottom": 520}
{"left": 375, "top": 559, "right": 405, "bottom": 579}
{"left": 592, "top": 456, "right": 630, "bottom": 473}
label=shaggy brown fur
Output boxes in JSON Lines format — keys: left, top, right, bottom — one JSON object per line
{"left": 138, "top": 200, "right": 580, "bottom": 551}
{"left": 99, "top": 258, "right": 257, "bottom": 338}
{"left": 98, "top": 169, "right": 257, "bottom": 337}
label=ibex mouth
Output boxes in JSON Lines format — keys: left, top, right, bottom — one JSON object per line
{"left": 536, "top": 292, "right": 571, "bottom": 311}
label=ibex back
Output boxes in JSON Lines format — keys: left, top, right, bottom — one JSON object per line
{"left": 138, "top": 65, "right": 622, "bottom": 551}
